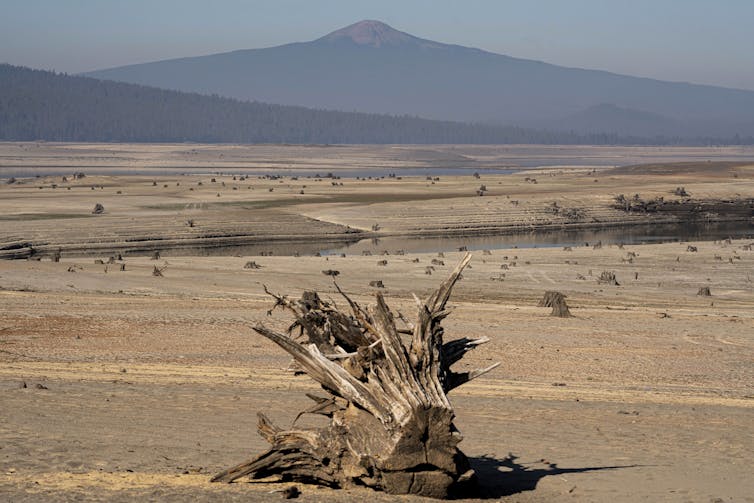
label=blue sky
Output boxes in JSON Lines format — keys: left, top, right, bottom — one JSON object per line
{"left": 2, "top": 0, "right": 753, "bottom": 90}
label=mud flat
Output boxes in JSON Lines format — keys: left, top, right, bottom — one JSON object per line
{"left": 1, "top": 144, "right": 753, "bottom": 258}
{"left": 1, "top": 144, "right": 753, "bottom": 501}
{"left": 1, "top": 237, "right": 753, "bottom": 502}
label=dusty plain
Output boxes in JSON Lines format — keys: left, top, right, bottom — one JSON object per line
{"left": 1, "top": 143, "right": 753, "bottom": 502}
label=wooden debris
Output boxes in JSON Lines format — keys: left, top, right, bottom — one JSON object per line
{"left": 244, "top": 261, "right": 262, "bottom": 269}
{"left": 597, "top": 271, "right": 619, "bottom": 286}
{"left": 538, "top": 291, "right": 572, "bottom": 317}
{"left": 212, "top": 254, "right": 493, "bottom": 497}
{"left": 697, "top": 287, "right": 711, "bottom": 296}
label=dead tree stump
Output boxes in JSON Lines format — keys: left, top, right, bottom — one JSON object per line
{"left": 538, "top": 291, "right": 572, "bottom": 317}
{"left": 212, "top": 254, "right": 496, "bottom": 497}
{"left": 597, "top": 271, "right": 619, "bottom": 286}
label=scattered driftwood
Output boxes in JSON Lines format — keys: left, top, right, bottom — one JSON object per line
{"left": 152, "top": 265, "right": 166, "bottom": 277}
{"left": 244, "top": 261, "right": 262, "bottom": 269}
{"left": 431, "top": 259, "right": 445, "bottom": 266}
{"left": 92, "top": 203, "right": 105, "bottom": 214}
{"left": 321, "top": 269, "right": 340, "bottom": 277}
{"left": 597, "top": 271, "right": 619, "bottom": 286}
{"left": 538, "top": 291, "right": 572, "bottom": 317}
{"left": 212, "top": 254, "right": 494, "bottom": 497}
{"left": 697, "top": 287, "right": 711, "bottom": 296}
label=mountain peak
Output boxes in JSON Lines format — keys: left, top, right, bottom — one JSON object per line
{"left": 319, "top": 20, "right": 420, "bottom": 47}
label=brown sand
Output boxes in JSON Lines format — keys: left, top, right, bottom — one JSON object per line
{"left": 1, "top": 143, "right": 753, "bottom": 502}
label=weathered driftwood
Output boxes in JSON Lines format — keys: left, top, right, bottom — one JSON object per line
{"left": 597, "top": 271, "right": 619, "bottom": 286}
{"left": 212, "top": 253, "right": 497, "bottom": 497}
{"left": 538, "top": 291, "right": 572, "bottom": 317}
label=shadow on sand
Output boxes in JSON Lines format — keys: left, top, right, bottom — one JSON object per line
{"left": 463, "top": 453, "right": 639, "bottom": 499}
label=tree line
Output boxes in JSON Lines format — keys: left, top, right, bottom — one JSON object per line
{"left": 1, "top": 64, "right": 751, "bottom": 145}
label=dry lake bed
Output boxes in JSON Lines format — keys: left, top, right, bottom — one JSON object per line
{"left": 1, "top": 143, "right": 753, "bottom": 502}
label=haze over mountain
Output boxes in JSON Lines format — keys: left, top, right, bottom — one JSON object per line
{"left": 83, "top": 20, "right": 754, "bottom": 138}
{"left": 2, "top": 63, "right": 629, "bottom": 145}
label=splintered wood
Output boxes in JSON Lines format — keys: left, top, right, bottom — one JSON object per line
{"left": 211, "top": 253, "right": 498, "bottom": 497}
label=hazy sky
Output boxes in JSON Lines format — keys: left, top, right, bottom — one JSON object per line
{"left": 2, "top": 0, "right": 753, "bottom": 90}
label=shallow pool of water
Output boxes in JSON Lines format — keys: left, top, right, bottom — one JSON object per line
{"left": 140, "top": 221, "right": 753, "bottom": 258}
{"left": 319, "top": 221, "right": 754, "bottom": 256}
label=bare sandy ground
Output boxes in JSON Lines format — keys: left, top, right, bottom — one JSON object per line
{"left": 1, "top": 144, "right": 753, "bottom": 502}
{"left": 2, "top": 143, "right": 753, "bottom": 258}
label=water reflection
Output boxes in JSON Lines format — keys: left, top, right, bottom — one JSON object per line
{"left": 321, "top": 221, "right": 754, "bottom": 255}
{"left": 139, "top": 221, "right": 753, "bottom": 257}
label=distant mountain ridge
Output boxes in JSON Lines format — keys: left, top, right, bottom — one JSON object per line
{"left": 3, "top": 64, "right": 751, "bottom": 145}
{"left": 4, "top": 63, "right": 656, "bottom": 145}
{"left": 83, "top": 20, "right": 754, "bottom": 138}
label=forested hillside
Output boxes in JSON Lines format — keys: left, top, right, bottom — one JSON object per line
{"left": 1, "top": 65, "right": 751, "bottom": 145}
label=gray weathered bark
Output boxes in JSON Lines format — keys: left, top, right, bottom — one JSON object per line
{"left": 212, "top": 253, "right": 497, "bottom": 497}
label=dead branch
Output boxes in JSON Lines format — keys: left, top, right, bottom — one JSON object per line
{"left": 212, "top": 253, "right": 492, "bottom": 497}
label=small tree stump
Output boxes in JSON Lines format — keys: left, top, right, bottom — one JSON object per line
{"left": 597, "top": 271, "right": 619, "bottom": 285}
{"left": 538, "top": 291, "right": 572, "bottom": 317}
{"left": 212, "top": 254, "right": 495, "bottom": 497}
